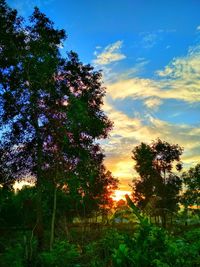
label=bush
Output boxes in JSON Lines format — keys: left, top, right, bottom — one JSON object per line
{"left": 127, "top": 223, "right": 169, "bottom": 267}
{"left": 39, "top": 240, "right": 80, "bottom": 267}
{"left": 111, "top": 223, "right": 200, "bottom": 267}
{"left": 112, "top": 243, "right": 132, "bottom": 267}
{"left": 0, "top": 243, "right": 25, "bottom": 267}
{"left": 83, "top": 229, "right": 124, "bottom": 267}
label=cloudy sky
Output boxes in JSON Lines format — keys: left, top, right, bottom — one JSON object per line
{"left": 8, "top": 0, "right": 200, "bottom": 190}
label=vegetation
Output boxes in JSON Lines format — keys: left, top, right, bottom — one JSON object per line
{"left": 132, "top": 139, "right": 183, "bottom": 227}
{"left": 0, "top": 1, "right": 199, "bottom": 266}
{"left": 181, "top": 164, "right": 200, "bottom": 209}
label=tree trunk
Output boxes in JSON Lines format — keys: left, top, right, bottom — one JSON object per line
{"left": 34, "top": 112, "right": 44, "bottom": 251}
{"left": 35, "top": 139, "right": 44, "bottom": 251}
{"left": 63, "top": 215, "right": 70, "bottom": 240}
{"left": 50, "top": 184, "right": 57, "bottom": 251}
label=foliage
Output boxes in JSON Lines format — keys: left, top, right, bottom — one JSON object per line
{"left": 110, "top": 223, "right": 200, "bottom": 267}
{"left": 132, "top": 139, "right": 183, "bottom": 226}
{"left": 83, "top": 229, "right": 124, "bottom": 267}
{"left": 114, "top": 194, "right": 200, "bottom": 267}
{"left": 0, "top": 0, "right": 117, "bottom": 249}
{"left": 0, "top": 185, "right": 200, "bottom": 266}
{"left": 39, "top": 240, "right": 80, "bottom": 267}
{"left": 0, "top": 186, "right": 37, "bottom": 228}
{"left": 112, "top": 243, "right": 131, "bottom": 266}
{"left": 0, "top": 242, "right": 25, "bottom": 267}
{"left": 112, "top": 199, "right": 135, "bottom": 223}
{"left": 181, "top": 163, "right": 200, "bottom": 208}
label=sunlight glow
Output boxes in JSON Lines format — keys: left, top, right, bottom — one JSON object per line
{"left": 112, "top": 190, "right": 131, "bottom": 201}
{"left": 13, "top": 181, "right": 34, "bottom": 191}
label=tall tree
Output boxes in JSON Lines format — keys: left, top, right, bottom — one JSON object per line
{"left": 43, "top": 52, "right": 114, "bottom": 248}
{"left": 181, "top": 163, "right": 200, "bottom": 210}
{"left": 0, "top": 0, "right": 25, "bottom": 187}
{"left": 0, "top": 1, "right": 115, "bottom": 250}
{"left": 132, "top": 139, "right": 183, "bottom": 227}
{"left": 1, "top": 5, "right": 66, "bottom": 248}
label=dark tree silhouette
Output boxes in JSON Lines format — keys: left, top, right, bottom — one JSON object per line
{"left": 132, "top": 139, "right": 183, "bottom": 227}
{"left": 0, "top": 1, "right": 116, "bottom": 250}
{"left": 1, "top": 4, "right": 66, "bottom": 249}
{"left": 181, "top": 163, "right": 200, "bottom": 209}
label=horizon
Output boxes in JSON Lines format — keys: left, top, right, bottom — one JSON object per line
{"left": 8, "top": 0, "right": 200, "bottom": 191}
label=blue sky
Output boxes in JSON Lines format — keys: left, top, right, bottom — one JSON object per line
{"left": 8, "top": 0, "right": 200, "bottom": 190}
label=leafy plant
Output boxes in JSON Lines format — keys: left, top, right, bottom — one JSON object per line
{"left": 0, "top": 243, "right": 25, "bottom": 267}
{"left": 84, "top": 229, "right": 124, "bottom": 267}
{"left": 112, "top": 243, "right": 132, "bottom": 267}
{"left": 39, "top": 240, "right": 80, "bottom": 267}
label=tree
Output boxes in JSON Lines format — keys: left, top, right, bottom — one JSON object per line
{"left": 181, "top": 163, "right": 200, "bottom": 210}
{"left": 132, "top": 139, "right": 183, "bottom": 227}
{"left": 0, "top": 1, "right": 116, "bottom": 250}
{"left": 1, "top": 3, "right": 66, "bottom": 249}
{"left": 42, "top": 52, "right": 115, "bottom": 248}
{"left": 0, "top": 0, "right": 26, "bottom": 188}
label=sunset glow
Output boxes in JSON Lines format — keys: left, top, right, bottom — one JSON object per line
{"left": 112, "top": 190, "right": 131, "bottom": 201}
{"left": 13, "top": 181, "right": 34, "bottom": 191}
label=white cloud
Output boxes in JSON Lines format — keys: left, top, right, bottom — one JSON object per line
{"left": 138, "top": 29, "right": 176, "bottom": 49}
{"left": 93, "top": 41, "right": 126, "bottom": 65}
{"left": 106, "top": 44, "right": 200, "bottom": 103}
{"left": 156, "top": 45, "right": 200, "bottom": 79}
{"left": 141, "top": 32, "right": 158, "bottom": 48}
{"left": 106, "top": 78, "right": 161, "bottom": 100}
{"left": 103, "top": 59, "right": 149, "bottom": 84}
{"left": 144, "top": 98, "right": 163, "bottom": 111}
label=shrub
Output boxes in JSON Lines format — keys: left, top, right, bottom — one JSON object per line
{"left": 0, "top": 243, "right": 25, "bottom": 267}
{"left": 39, "top": 240, "right": 80, "bottom": 267}
{"left": 83, "top": 229, "right": 124, "bottom": 267}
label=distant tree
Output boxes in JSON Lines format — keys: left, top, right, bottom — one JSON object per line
{"left": 113, "top": 199, "right": 129, "bottom": 223}
{"left": 0, "top": 145, "right": 14, "bottom": 188}
{"left": 181, "top": 163, "right": 200, "bottom": 210}
{"left": 97, "top": 169, "right": 118, "bottom": 223}
{"left": 132, "top": 139, "right": 183, "bottom": 227}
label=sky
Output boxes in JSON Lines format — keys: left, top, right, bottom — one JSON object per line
{"left": 8, "top": 0, "right": 200, "bottom": 191}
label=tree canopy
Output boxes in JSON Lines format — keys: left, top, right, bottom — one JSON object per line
{"left": 181, "top": 163, "right": 200, "bottom": 208}
{"left": 132, "top": 139, "right": 183, "bottom": 226}
{"left": 0, "top": 0, "right": 117, "bottom": 249}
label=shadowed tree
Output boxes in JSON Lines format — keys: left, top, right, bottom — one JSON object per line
{"left": 132, "top": 139, "right": 183, "bottom": 227}
{"left": 0, "top": 144, "right": 14, "bottom": 188}
{"left": 0, "top": 1, "right": 115, "bottom": 251}
{"left": 0, "top": 2, "right": 66, "bottom": 248}
{"left": 0, "top": 0, "right": 26, "bottom": 187}
{"left": 181, "top": 163, "right": 200, "bottom": 210}
{"left": 42, "top": 52, "right": 114, "bottom": 249}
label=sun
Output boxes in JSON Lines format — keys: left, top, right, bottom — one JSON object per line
{"left": 112, "top": 190, "right": 131, "bottom": 202}
{"left": 13, "top": 180, "right": 34, "bottom": 191}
